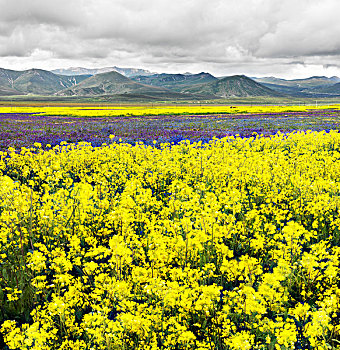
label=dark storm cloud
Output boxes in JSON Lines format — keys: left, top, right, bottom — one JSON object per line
{"left": 0, "top": 0, "right": 339, "bottom": 78}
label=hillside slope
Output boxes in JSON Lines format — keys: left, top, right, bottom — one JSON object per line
{"left": 318, "top": 82, "right": 340, "bottom": 95}
{"left": 13, "top": 69, "right": 90, "bottom": 95}
{"left": 183, "top": 75, "right": 282, "bottom": 97}
{"left": 131, "top": 72, "right": 217, "bottom": 91}
{"left": 57, "top": 70, "right": 177, "bottom": 96}
{"left": 0, "top": 68, "right": 90, "bottom": 95}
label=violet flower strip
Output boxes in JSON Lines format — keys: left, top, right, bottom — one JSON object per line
{"left": 0, "top": 109, "right": 339, "bottom": 150}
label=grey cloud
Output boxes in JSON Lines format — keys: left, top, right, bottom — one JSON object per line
{"left": 0, "top": 0, "right": 85, "bottom": 27}
{"left": 0, "top": 0, "right": 339, "bottom": 79}
{"left": 323, "top": 63, "right": 340, "bottom": 69}
{"left": 256, "top": 0, "right": 340, "bottom": 57}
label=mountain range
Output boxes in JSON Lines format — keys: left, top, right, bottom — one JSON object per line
{"left": 0, "top": 65, "right": 339, "bottom": 100}
{"left": 52, "top": 66, "right": 155, "bottom": 77}
{"left": 56, "top": 70, "right": 197, "bottom": 101}
{"left": 252, "top": 76, "right": 340, "bottom": 97}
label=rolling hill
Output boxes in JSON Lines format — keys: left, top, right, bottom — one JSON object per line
{"left": 57, "top": 70, "right": 182, "bottom": 96}
{"left": 182, "top": 75, "right": 282, "bottom": 97}
{"left": 0, "top": 68, "right": 90, "bottom": 95}
{"left": 12, "top": 69, "right": 91, "bottom": 95}
{"left": 131, "top": 72, "right": 217, "bottom": 91}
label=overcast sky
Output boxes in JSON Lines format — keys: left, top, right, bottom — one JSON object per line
{"left": 0, "top": 0, "right": 339, "bottom": 78}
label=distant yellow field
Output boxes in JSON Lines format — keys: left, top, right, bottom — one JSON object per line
{"left": 1, "top": 104, "right": 339, "bottom": 117}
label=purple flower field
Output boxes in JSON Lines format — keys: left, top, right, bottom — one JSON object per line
{"left": 1, "top": 108, "right": 340, "bottom": 150}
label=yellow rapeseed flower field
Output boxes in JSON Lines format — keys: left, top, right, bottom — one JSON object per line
{"left": 1, "top": 130, "right": 340, "bottom": 349}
